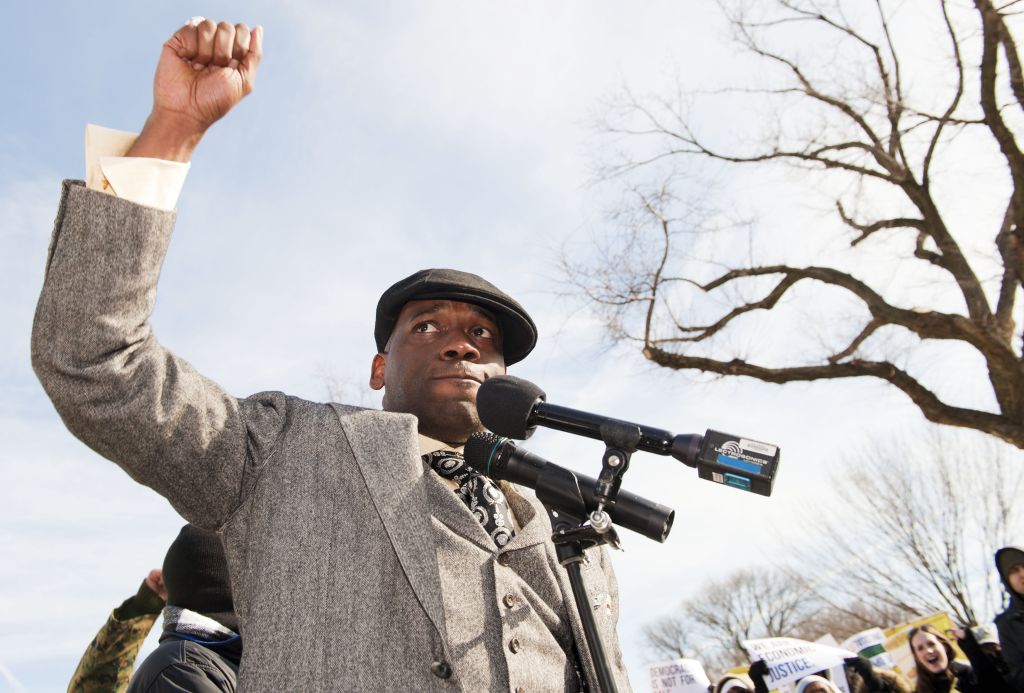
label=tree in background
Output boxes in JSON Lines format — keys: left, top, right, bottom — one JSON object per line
{"left": 643, "top": 567, "right": 820, "bottom": 674}
{"left": 568, "top": 0, "right": 1024, "bottom": 447}
{"left": 790, "top": 429, "right": 1024, "bottom": 626}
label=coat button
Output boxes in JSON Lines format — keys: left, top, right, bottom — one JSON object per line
{"left": 509, "top": 637, "right": 521, "bottom": 653}
{"left": 430, "top": 660, "right": 452, "bottom": 679}
{"left": 515, "top": 688, "right": 526, "bottom": 693}
{"left": 503, "top": 593, "right": 518, "bottom": 608}
{"left": 497, "top": 553, "right": 511, "bottom": 566}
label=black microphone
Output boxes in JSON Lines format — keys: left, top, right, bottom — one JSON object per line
{"left": 475, "top": 375, "right": 781, "bottom": 497}
{"left": 476, "top": 374, "right": 702, "bottom": 464}
{"left": 465, "top": 431, "right": 675, "bottom": 542}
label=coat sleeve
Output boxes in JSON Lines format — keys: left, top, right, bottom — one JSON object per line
{"left": 996, "top": 613, "right": 1024, "bottom": 693}
{"left": 67, "top": 610, "right": 158, "bottom": 693}
{"left": 32, "top": 181, "right": 286, "bottom": 528}
{"left": 957, "top": 631, "right": 1014, "bottom": 693}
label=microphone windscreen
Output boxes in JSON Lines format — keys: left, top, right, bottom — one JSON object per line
{"left": 476, "top": 375, "right": 546, "bottom": 439}
{"left": 464, "top": 431, "right": 502, "bottom": 477}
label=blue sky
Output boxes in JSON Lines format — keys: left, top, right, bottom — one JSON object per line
{"left": 1, "top": 2, "right": 1019, "bottom": 691}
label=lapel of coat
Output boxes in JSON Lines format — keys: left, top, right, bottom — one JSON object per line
{"left": 422, "top": 470, "right": 500, "bottom": 553}
{"left": 330, "top": 405, "right": 448, "bottom": 639}
{"left": 501, "top": 483, "right": 553, "bottom": 552}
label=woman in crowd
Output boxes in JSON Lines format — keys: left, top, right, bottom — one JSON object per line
{"left": 909, "top": 624, "right": 979, "bottom": 693}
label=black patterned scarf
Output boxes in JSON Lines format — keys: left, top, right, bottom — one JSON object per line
{"left": 423, "top": 449, "right": 516, "bottom": 547}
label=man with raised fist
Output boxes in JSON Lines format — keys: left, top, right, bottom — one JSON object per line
{"left": 33, "top": 19, "right": 627, "bottom": 692}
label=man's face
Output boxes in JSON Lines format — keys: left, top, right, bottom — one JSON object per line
{"left": 370, "top": 299, "right": 506, "bottom": 444}
{"left": 1008, "top": 562, "right": 1024, "bottom": 595}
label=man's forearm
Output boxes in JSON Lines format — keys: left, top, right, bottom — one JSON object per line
{"left": 126, "top": 109, "right": 205, "bottom": 162}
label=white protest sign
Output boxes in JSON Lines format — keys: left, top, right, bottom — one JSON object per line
{"left": 841, "top": 628, "right": 896, "bottom": 669}
{"left": 647, "top": 658, "right": 712, "bottom": 693}
{"left": 815, "top": 634, "right": 851, "bottom": 693}
{"left": 742, "top": 637, "right": 857, "bottom": 688}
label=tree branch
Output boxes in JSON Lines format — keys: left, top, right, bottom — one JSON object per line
{"left": 836, "top": 201, "right": 926, "bottom": 245}
{"left": 641, "top": 346, "right": 1024, "bottom": 447}
{"left": 923, "top": 1, "right": 968, "bottom": 187}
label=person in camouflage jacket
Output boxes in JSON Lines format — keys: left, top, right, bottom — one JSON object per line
{"left": 67, "top": 569, "right": 166, "bottom": 693}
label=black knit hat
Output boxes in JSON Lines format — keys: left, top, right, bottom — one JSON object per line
{"left": 163, "top": 524, "right": 237, "bottom": 632}
{"left": 997, "top": 546, "right": 1024, "bottom": 588}
{"left": 374, "top": 268, "right": 537, "bottom": 365}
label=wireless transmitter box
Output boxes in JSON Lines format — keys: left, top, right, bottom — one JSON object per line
{"left": 695, "top": 429, "right": 780, "bottom": 496}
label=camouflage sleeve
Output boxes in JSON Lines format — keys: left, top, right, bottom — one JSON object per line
{"left": 67, "top": 610, "right": 158, "bottom": 693}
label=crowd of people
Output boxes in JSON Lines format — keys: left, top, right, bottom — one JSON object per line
{"left": 704, "top": 545, "right": 1024, "bottom": 693}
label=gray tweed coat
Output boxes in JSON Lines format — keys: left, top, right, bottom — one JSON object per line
{"left": 32, "top": 181, "right": 631, "bottom": 692}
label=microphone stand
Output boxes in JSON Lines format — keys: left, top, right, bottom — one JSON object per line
{"left": 537, "top": 421, "right": 642, "bottom": 693}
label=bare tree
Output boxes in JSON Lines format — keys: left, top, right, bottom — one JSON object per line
{"left": 569, "top": 0, "right": 1024, "bottom": 447}
{"left": 643, "top": 567, "right": 820, "bottom": 674}
{"left": 790, "top": 429, "right": 1024, "bottom": 626}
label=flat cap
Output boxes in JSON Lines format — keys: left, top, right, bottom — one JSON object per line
{"left": 375, "top": 269, "right": 537, "bottom": 365}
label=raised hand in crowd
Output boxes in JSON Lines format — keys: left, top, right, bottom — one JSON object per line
{"left": 145, "top": 568, "right": 167, "bottom": 602}
{"left": 843, "top": 655, "right": 912, "bottom": 693}
{"left": 951, "top": 624, "right": 1014, "bottom": 693}
{"left": 746, "top": 659, "right": 770, "bottom": 693}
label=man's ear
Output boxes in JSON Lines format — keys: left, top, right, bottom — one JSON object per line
{"left": 369, "top": 353, "right": 386, "bottom": 391}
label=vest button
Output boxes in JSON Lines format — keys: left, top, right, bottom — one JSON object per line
{"left": 509, "top": 637, "right": 522, "bottom": 653}
{"left": 503, "top": 593, "right": 518, "bottom": 608}
{"left": 430, "top": 660, "right": 452, "bottom": 679}
{"left": 515, "top": 688, "right": 526, "bottom": 693}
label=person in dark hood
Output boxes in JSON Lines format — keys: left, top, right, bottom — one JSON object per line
{"left": 995, "top": 546, "right": 1024, "bottom": 692}
{"left": 127, "top": 525, "right": 239, "bottom": 693}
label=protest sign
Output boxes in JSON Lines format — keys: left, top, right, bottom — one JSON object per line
{"left": 814, "top": 634, "right": 852, "bottom": 693}
{"left": 841, "top": 627, "right": 896, "bottom": 669}
{"left": 742, "top": 637, "right": 856, "bottom": 688}
{"left": 647, "top": 658, "right": 711, "bottom": 693}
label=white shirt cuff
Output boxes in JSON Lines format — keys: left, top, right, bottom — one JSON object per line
{"left": 85, "top": 124, "right": 190, "bottom": 211}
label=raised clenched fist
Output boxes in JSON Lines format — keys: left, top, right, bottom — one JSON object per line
{"left": 129, "top": 20, "right": 263, "bottom": 161}
{"left": 153, "top": 19, "right": 263, "bottom": 131}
